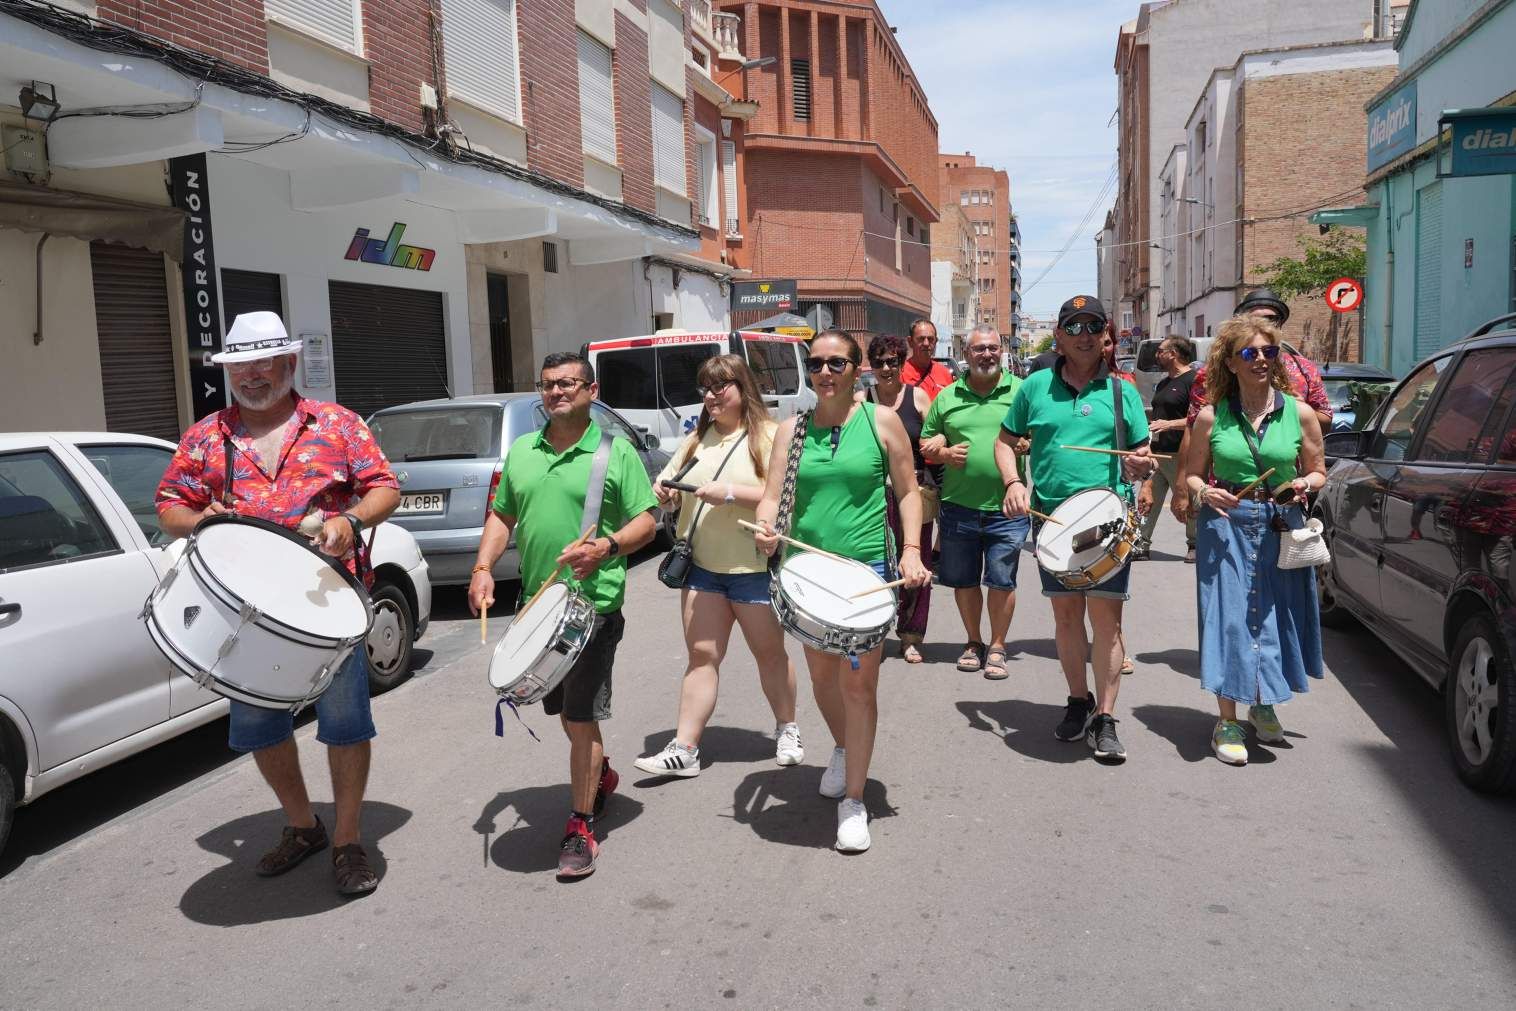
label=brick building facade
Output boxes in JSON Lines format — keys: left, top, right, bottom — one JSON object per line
{"left": 939, "top": 152, "right": 1017, "bottom": 340}
{"left": 720, "top": 0, "right": 939, "bottom": 334}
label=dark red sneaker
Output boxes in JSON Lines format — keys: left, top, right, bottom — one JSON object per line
{"left": 594, "top": 758, "right": 618, "bottom": 819}
{"left": 557, "top": 816, "right": 598, "bottom": 880}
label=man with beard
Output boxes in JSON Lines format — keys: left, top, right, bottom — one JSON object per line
{"left": 900, "top": 318, "right": 955, "bottom": 400}
{"left": 997, "top": 296, "right": 1154, "bottom": 762}
{"left": 156, "top": 311, "right": 400, "bottom": 896}
{"left": 920, "top": 325, "right": 1026, "bottom": 680}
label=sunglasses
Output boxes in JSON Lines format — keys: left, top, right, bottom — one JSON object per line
{"left": 1062, "top": 321, "right": 1105, "bottom": 336}
{"left": 697, "top": 380, "right": 734, "bottom": 398}
{"left": 869, "top": 355, "right": 902, "bottom": 368}
{"left": 805, "top": 356, "right": 855, "bottom": 375}
{"left": 1237, "top": 346, "right": 1281, "bottom": 363}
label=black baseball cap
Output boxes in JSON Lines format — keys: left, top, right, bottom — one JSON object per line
{"left": 1235, "top": 287, "right": 1290, "bottom": 324}
{"left": 1057, "top": 295, "right": 1107, "bottom": 329}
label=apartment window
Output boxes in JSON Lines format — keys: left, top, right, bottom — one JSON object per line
{"left": 652, "top": 83, "right": 686, "bottom": 195}
{"left": 266, "top": 0, "right": 360, "bottom": 52}
{"left": 881, "top": 187, "right": 887, "bottom": 212}
{"left": 791, "top": 59, "right": 812, "bottom": 121}
{"left": 721, "top": 140, "right": 740, "bottom": 235}
{"left": 441, "top": 0, "right": 521, "bottom": 123}
{"left": 695, "top": 129, "right": 718, "bottom": 228}
{"left": 578, "top": 31, "right": 617, "bottom": 164}
{"left": 960, "top": 190, "right": 969, "bottom": 206}
{"left": 907, "top": 217, "right": 915, "bottom": 238}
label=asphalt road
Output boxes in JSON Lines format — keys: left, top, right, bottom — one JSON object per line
{"left": 3, "top": 522, "right": 1515, "bottom": 1008}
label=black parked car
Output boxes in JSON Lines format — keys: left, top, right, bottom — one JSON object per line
{"left": 1319, "top": 361, "right": 1396, "bottom": 432}
{"left": 1317, "top": 314, "right": 1516, "bottom": 793}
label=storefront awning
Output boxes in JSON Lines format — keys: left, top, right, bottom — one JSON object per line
{"left": 0, "top": 181, "right": 184, "bottom": 259}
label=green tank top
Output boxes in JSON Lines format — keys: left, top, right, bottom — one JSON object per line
{"left": 790, "top": 403, "right": 888, "bottom": 563}
{"left": 1210, "top": 391, "right": 1302, "bottom": 485}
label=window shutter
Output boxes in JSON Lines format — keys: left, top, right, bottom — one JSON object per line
{"left": 791, "top": 59, "right": 811, "bottom": 120}
{"left": 652, "top": 83, "right": 686, "bottom": 195}
{"left": 1414, "top": 182, "right": 1444, "bottom": 359}
{"left": 578, "top": 32, "right": 617, "bottom": 164}
{"left": 442, "top": 0, "right": 521, "bottom": 123}
{"left": 695, "top": 141, "right": 711, "bottom": 226}
{"left": 721, "top": 139, "right": 740, "bottom": 234}
{"left": 266, "top": 0, "right": 359, "bottom": 52}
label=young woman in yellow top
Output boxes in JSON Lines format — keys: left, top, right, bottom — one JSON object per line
{"left": 635, "top": 355, "right": 801, "bottom": 778}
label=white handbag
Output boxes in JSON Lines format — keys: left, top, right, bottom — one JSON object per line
{"left": 1278, "top": 517, "right": 1331, "bottom": 570}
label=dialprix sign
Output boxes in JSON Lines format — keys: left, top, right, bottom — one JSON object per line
{"left": 1443, "top": 108, "right": 1516, "bottom": 178}
{"left": 1367, "top": 81, "right": 1417, "bottom": 173}
{"left": 732, "top": 280, "right": 797, "bottom": 311}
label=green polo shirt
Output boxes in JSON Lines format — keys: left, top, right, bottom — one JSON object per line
{"left": 492, "top": 421, "right": 657, "bottom": 614}
{"left": 1002, "top": 361, "right": 1150, "bottom": 512}
{"left": 920, "top": 371, "right": 1023, "bottom": 512}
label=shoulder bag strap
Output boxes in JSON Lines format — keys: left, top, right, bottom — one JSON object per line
{"left": 682, "top": 432, "right": 748, "bottom": 552}
{"left": 221, "top": 432, "right": 236, "bottom": 508}
{"left": 1229, "top": 393, "right": 1278, "bottom": 492}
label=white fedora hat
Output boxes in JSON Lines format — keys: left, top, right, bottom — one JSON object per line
{"left": 211, "top": 311, "right": 303, "bottom": 364}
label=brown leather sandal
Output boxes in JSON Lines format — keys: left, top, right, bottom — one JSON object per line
{"left": 955, "top": 642, "right": 986, "bottom": 672}
{"left": 332, "top": 843, "right": 379, "bottom": 897}
{"left": 255, "top": 816, "right": 328, "bottom": 877}
{"left": 983, "top": 648, "right": 1010, "bottom": 681}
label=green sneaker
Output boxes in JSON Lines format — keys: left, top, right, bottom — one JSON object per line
{"left": 1248, "top": 704, "right": 1285, "bottom": 743}
{"left": 1212, "top": 720, "right": 1248, "bottom": 765}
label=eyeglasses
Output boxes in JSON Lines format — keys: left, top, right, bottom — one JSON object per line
{"left": 1237, "top": 346, "right": 1281, "bottom": 363}
{"left": 534, "top": 378, "right": 589, "bottom": 393}
{"left": 967, "top": 345, "right": 1001, "bottom": 356}
{"left": 697, "top": 380, "right": 734, "bottom": 398}
{"left": 869, "top": 355, "right": 902, "bottom": 368}
{"left": 226, "top": 358, "right": 283, "bottom": 373}
{"left": 1062, "top": 321, "right": 1105, "bottom": 336}
{"left": 805, "top": 356, "right": 855, "bottom": 375}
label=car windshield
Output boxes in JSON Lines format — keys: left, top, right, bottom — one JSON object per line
{"left": 369, "top": 406, "right": 503, "bottom": 462}
{"left": 1322, "top": 379, "right": 1355, "bottom": 411}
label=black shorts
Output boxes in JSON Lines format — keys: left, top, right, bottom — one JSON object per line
{"left": 543, "top": 610, "right": 624, "bottom": 723}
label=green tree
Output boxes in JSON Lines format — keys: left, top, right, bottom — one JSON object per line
{"left": 1252, "top": 232, "right": 1366, "bottom": 300}
{"left": 1031, "top": 334, "right": 1054, "bottom": 355}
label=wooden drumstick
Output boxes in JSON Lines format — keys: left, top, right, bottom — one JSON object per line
{"left": 1234, "top": 468, "right": 1276, "bottom": 500}
{"left": 1028, "top": 509, "right": 1063, "bottom": 525}
{"left": 851, "top": 577, "right": 909, "bottom": 599}
{"left": 1059, "top": 445, "right": 1174, "bottom": 461}
{"left": 480, "top": 604, "right": 487, "bottom": 645}
{"left": 737, "top": 519, "right": 853, "bottom": 565}
{"left": 518, "top": 525, "right": 597, "bottom": 619}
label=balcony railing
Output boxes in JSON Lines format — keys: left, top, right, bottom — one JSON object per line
{"left": 712, "top": 11, "right": 743, "bottom": 59}
{"left": 688, "top": 0, "right": 712, "bottom": 36}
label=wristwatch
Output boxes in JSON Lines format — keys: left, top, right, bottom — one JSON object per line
{"left": 603, "top": 536, "right": 621, "bottom": 558}
{"left": 342, "top": 512, "right": 364, "bottom": 536}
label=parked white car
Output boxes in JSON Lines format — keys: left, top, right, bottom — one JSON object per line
{"left": 0, "top": 432, "right": 431, "bottom": 860}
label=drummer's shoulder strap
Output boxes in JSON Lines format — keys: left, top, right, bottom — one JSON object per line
{"left": 1110, "top": 375, "right": 1126, "bottom": 489}
{"left": 579, "top": 430, "right": 616, "bottom": 536}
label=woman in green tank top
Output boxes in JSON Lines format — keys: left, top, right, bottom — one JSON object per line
{"left": 752, "top": 330, "right": 930, "bottom": 854}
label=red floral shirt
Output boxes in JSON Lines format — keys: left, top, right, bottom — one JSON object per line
{"left": 1187, "top": 352, "right": 1332, "bottom": 423}
{"left": 155, "top": 395, "right": 398, "bottom": 573}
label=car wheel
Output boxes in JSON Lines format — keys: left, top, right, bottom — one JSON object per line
{"left": 0, "top": 763, "right": 14, "bottom": 863}
{"left": 1445, "top": 611, "right": 1516, "bottom": 794}
{"left": 366, "top": 580, "right": 415, "bottom": 695}
{"left": 1315, "top": 517, "right": 1354, "bottom": 629}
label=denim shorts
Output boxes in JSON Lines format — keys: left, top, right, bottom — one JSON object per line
{"left": 228, "top": 647, "right": 376, "bottom": 753}
{"left": 937, "top": 501, "right": 1030, "bottom": 591}
{"left": 1037, "top": 551, "right": 1133, "bottom": 600}
{"left": 543, "top": 610, "right": 624, "bottom": 723}
{"left": 686, "top": 564, "right": 772, "bottom": 605}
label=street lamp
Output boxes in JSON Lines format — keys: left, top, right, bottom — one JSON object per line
{"left": 19, "top": 81, "right": 60, "bottom": 123}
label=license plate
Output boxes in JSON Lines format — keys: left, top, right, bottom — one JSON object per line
{"left": 397, "top": 492, "right": 446, "bottom": 515}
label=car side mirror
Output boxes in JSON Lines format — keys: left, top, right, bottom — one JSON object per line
{"left": 634, "top": 426, "right": 659, "bottom": 452}
{"left": 1323, "top": 430, "right": 1369, "bottom": 460}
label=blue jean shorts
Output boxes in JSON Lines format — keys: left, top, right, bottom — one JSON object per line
{"left": 227, "top": 647, "right": 376, "bottom": 753}
{"left": 937, "top": 501, "right": 1030, "bottom": 591}
{"left": 686, "top": 564, "right": 772, "bottom": 605}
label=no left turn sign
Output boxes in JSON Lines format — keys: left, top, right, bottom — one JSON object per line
{"left": 1327, "top": 277, "right": 1363, "bottom": 313}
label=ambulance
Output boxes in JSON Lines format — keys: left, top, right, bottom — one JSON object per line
{"left": 582, "top": 330, "right": 817, "bottom": 455}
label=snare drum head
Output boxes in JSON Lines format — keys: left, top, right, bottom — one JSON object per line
{"left": 490, "top": 583, "right": 572, "bottom": 690}
{"left": 195, "top": 521, "right": 369, "bottom": 638}
{"left": 1035, "top": 488, "right": 1127, "bottom": 572}
{"left": 777, "top": 553, "right": 894, "bottom": 631}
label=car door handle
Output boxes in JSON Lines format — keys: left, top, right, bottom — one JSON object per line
{"left": 0, "top": 600, "right": 20, "bottom": 618}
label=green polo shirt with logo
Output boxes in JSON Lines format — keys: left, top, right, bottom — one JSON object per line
{"left": 1001, "top": 361, "right": 1150, "bottom": 512}
{"left": 920, "top": 372, "right": 1023, "bottom": 512}
{"left": 492, "top": 421, "right": 657, "bottom": 614}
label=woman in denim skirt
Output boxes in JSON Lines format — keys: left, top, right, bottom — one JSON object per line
{"left": 1184, "top": 316, "right": 1327, "bottom": 766}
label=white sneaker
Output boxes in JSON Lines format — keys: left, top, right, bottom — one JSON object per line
{"left": 775, "top": 723, "right": 804, "bottom": 766}
{"left": 818, "top": 747, "right": 846, "bottom": 798}
{"left": 836, "top": 798, "right": 871, "bottom": 852}
{"left": 633, "top": 739, "right": 700, "bottom": 778}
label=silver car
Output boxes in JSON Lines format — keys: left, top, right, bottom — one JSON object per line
{"left": 367, "top": 395, "right": 672, "bottom": 586}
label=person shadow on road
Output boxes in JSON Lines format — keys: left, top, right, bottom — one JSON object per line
{"left": 474, "top": 786, "right": 645, "bottom": 874}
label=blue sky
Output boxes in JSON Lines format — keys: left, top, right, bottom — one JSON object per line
{"left": 888, "top": 0, "right": 1136, "bottom": 321}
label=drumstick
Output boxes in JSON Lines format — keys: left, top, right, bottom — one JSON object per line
{"left": 1234, "top": 468, "right": 1276, "bottom": 500}
{"left": 518, "top": 525, "right": 597, "bottom": 618}
{"left": 480, "top": 605, "right": 487, "bottom": 644}
{"left": 1059, "top": 445, "right": 1174, "bottom": 461}
{"left": 737, "top": 519, "right": 853, "bottom": 565}
{"left": 1028, "top": 509, "right": 1064, "bottom": 526}
{"left": 851, "top": 577, "right": 909, "bottom": 599}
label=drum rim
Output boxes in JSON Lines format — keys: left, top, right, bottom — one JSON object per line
{"left": 191, "top": 513, "right": 374, "bottom": 641}
{"left": 145, "top": 607, "right": 343, "bottom": 706}
{"left": 488, "top": 585, "right": 594, "bottom": 693}
{"left": 774, "top": 553, "right": 896, "bottom": 628}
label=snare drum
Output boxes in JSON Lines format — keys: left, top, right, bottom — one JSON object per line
{"left": 771, "top": 553, "right": 895, "bottom": 657}
{"left": 488, "top": 583, "right": 597, "bottom": 706}
{"left": 142, "top": 514, "right": 373, "bottom": 711}
{"left": 1035, "top": 488, "right": 1140, "bottom": 590}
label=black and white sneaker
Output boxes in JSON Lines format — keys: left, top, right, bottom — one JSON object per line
{"left": 633, "top": 740, "right": 700, "bottom": 777}
{"left": 1054, "top": 693, "right": 1095, "bottom": 742}
{"left": 1085, "top": 713, "right": 1127, "bottom": 762}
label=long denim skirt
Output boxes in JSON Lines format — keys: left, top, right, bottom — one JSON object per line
{"left": 1196, "top": 500, "right": 1324, "bottom": 705}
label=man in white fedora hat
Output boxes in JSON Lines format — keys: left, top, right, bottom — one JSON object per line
{"left": 155, "top": 310, "right": 400, "bottom": 897}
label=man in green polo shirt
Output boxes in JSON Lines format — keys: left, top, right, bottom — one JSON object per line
{"left": 920, "top": 325, "right": 1026, "bottom": 681}
{"left": 997, "top": 296, "right": 1153, "bottom": 764}
{"left": 469, "top": 351, "right": 657, "bottom": 880}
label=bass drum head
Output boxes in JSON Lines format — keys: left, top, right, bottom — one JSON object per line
{"left": 194, "top": 517, "right": 369, "bottom": 640}
{"left": 1035, "top": 488, "right": 1127, "bottom": 572}
{"left": 777, "top": 553, "right": 894, "bottom": 632}
{"left": 490, "top": 583, "right": 572, "bottom": 690}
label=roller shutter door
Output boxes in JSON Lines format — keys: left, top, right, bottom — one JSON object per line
{"left": 328, "top": 280, "right": 449, "bottom": 419}
{"left": 1414, "top": 182, "right": 1444, "bottom": 360}
{"left": 221, "top": 268, "right": 284, "bottom": 327}
{"left": 91, "top": 242, "right": 179, "bottom": 440}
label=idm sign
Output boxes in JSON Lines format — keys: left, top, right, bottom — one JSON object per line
{"left": 1442, "top": 108, "right": 1516, "bottom": 178}
{"left": 1367, "top": 81, "right": 1416, "bottom": 172}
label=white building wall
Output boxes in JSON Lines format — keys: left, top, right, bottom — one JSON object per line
{"left": 930, "top": 260, "right": 954, "bottom": 344}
